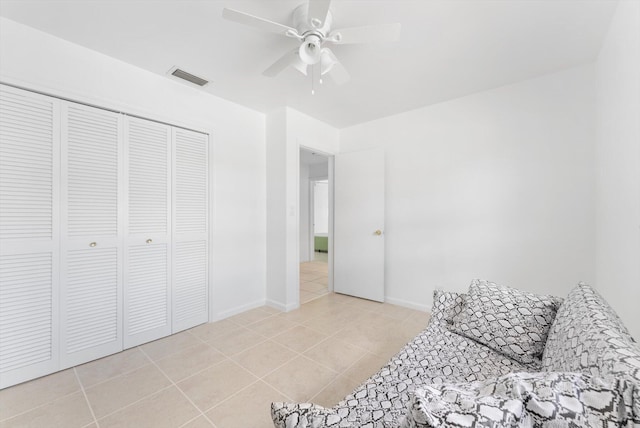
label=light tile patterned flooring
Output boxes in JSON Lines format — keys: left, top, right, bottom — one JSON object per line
{"left": 299, "top": 259, "right": 329, "bottom": 304}
{"left": 0, "top": 269, "right": 430, "bottom": 428}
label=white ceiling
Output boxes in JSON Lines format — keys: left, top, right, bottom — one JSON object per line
{"left": 0, "top": 0, "right": 618, "bottom": 128}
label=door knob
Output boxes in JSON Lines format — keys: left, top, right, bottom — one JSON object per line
{"left": 89, "top": 242, "right": 97, "bottom": 247}
{"left": 146, "top": 239, "right": 153, "bottom": 244}
{"left": 374, "top": 230, "right": 382, "bottom": 236}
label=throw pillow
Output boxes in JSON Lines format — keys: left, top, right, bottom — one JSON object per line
{"left": 542, "top": 282, "right": 636, "bottom": 375}
{"left": 399, "top": 372, "right": 636, "bottom": 428}
{"left": 450, "top": 279, "right": 562, "bottom": 364}
{"left": 271, "top": 402, "right": 351, "bottom": 428}
{"left": 430, "top": 290, "right": 466, "bottom": 327}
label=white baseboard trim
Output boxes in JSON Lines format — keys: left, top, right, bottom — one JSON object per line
{"left": 266, "top": 299, "right": 299, "bottom": 313}
{"left": 384, "top": 296, "right": 430, "bottom": 313}
{"left": 214, "top": 299, "right": 266, "bottom": 321}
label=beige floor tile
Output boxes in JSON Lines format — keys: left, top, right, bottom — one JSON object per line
{"left": 311, "top": 276, "right": 329, "bottom": 286}
{"left": 300, "top": 281, "right": 328, "bottom": 293}
{"left": 0, "top": 369, "right": 80, "bottom": 420}
{"left": 189, "top": 319, "right": 243, "bottom": 342}
{"left": 377, "top": 304, "right": 417, "bottom": 321}
{"left": 300, "top": 290, "right": 320, "bottom": 303}
{"left": 178, "top": 360, "right": 257, "bottom": 411}
{"left": 232, "top": 340, "right": 297, "bottom": 378}
{"left": 271, "top": 325, "right": 328, "bottom": 353}
{"left": 180, "top": 415, "right": 215, "bottom": 428}
{"left": 85, "top": 364, "right": 171, "bottom": 418}
{"left": 303, "top": 311, "right": 358, "bottom": 336}
{"left": 304, "top": 337, "right": 366, "bottom": 373}
{"left": 206, "top": 381, "right": 287, "bottom": 428}
{"left": 0, "top": 391, "right": 93, "bottom": 428}
{"left": 346, "top": 297, "right": 386, "bottom": 312}
{"left": 277, "top": 303, "right": 327, "bottom": 324}
{"left": 260, "top": 306, "right": 282, "bottom": 315}
{"left": 75, "top": 348, "right": 150, "bottom": 388}
{"left": 227, "top": 308, "right": 274, "bottom": 326}
{"left": 300, "top": 272, "right": 325, "bottom": 282}
{"left": 310, "top": 375, "right": 363, "bottom": 408}
{"left": 263, "top": 356, "right": 338, "bottom": 402}
{"left": 206, "top": 326, "right": 266, "bottom": 356}
{"left": 98, "top": 386, "right": 199, "bottom": 428}
{"left": 140, "top": 330, "right": 201, "bottom": 361}
{"left": 155, "top": 343, "right": 226, "bottom": 382}
{"left": 342, "top": 352, "right": 391, "bottom": 385}
{"left": 403, "top": 310, "right": 432, "bottom": 327}
{"left": 245, "top": 316, "right": 299, "bottom": 338}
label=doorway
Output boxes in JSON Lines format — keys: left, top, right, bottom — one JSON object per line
{"left": 299, "top": 148, "right": 330, "bottom": 303}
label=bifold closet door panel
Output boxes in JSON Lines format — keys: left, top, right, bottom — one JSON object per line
{"left": 0, "top": 85, "right": 61, "bottom": 388}
{"left": 60, "top": 102, "right": 123, "bottom": 369}
{"left": 123, "top": 117, "right": 171, "bottom": 348}
{"left": 172, "top": 128, "right": 208, "bottom": 333}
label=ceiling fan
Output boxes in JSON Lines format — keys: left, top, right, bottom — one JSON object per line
{"left": 222, "top": 0, "right": 401, "bottom": 92}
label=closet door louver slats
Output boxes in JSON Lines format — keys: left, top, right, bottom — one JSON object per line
{"left": 0, "top": 86, "right": 60, "bottom": 389}
{"left": 60, "top": 102, "right": 123, "bottom": 369}
{"left": 123, "top": 118, "right": 171, "bottom": 348}
{"left": 172, "top": 128, "right": 208, "bottom": 332}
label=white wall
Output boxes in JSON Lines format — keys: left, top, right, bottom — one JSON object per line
{"left": 595, "top": 1, "right": 640, "bottom": 340}
{"left": 266, "top": 107, "right": 339, "bottom": 310}
{"left": 314, "top": 182, "right": 329, "bottom": 235}
{"left": 340, "top": 65, "right": 596, "bottom": 310}
{"left": 0, "top": 18, "right": 267, "bottom": 320}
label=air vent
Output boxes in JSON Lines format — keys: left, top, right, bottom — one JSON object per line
{"left": 169, "top": 67, "right": 209, "bottom": 87}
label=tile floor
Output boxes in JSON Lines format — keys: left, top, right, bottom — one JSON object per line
{"left": 0, "top": 289, "right": 430, "bottom": 428}
{"left": 299, "top": 258, "right": 329, "bottom": 304}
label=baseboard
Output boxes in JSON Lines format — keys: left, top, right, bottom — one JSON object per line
{"left": 384, "top": 296, "right": 430, "bottom": 313}
{"left": 214, "top": 299, "right": 266, "bottom": 321}
{"left": 266, "top": 299, "right": 299, "bottom": 312}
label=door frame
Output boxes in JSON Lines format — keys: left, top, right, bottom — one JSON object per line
{"left": 298, "top": 146, "right": 334, "bottom": 294}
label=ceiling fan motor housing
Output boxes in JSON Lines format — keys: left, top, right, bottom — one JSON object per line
{"left": 292, "top": 4, "right": 333, "bottom": 39}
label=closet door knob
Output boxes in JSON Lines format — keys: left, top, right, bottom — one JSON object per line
{"left": 89, "top": 242, "right": 97, "bottom": 247}
{"left": 146, "top": 239, "right": 153, "bottom": 244}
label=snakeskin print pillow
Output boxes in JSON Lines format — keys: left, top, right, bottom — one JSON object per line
{"left": 271, "top": 402, "right": 351, "bottom": 428}
{"left": 450, "top": 279, "right": 563, "bottom": 365}
{"left": 400, "top": 372, "right": 638, "bottom": 428}
{"left": 430, "top": 290, "right": 466, "bottom": 327}
{"left": 542, "top": 282, "right": 636, "bottom": 376}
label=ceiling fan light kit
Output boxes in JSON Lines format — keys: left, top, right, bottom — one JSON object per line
{"left": 222, "top": 0, "right": 401, "bottom": 94}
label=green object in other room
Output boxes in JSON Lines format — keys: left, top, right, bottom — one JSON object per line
{"left": 314, "top": 236, "right": 328, "bottom": 252}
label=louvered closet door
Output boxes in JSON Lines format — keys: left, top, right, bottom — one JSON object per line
{"left": 123, "top": 117, "right": 171, "bottom": 348}
{"left": 0, "top": 85, "right": 60, "bottom": 388}
{"left": 60, "top": 102, "right": 123, "bottom": 369}
{"left": 172, "top": 128, "right": 208, "bottom": 333}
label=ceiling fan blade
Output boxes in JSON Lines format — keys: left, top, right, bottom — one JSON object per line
{"left": 308, "top": 0, "right": 331, "bottom": 28}
{"left": 263, "top": 49, "right": 300, "bottom": 77}
{"left": 329, "top": 23, "right": 401, "bottom": 44}
{"left": 223, "top": 8, "right": 299, "bottom": 37}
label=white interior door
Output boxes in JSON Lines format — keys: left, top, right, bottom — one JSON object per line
{"left": 123, "top": 117, "right": 171, "bottom": 348}
{"left": 60, "top": 102, "right": 123, "bottom": 368}
{"left": 172, "top": 128, "right": 208, "bottom": 333}
{"left": 334, "top": 148, "right": 385, "bottom": 302}
{"left": 0, "top": 85, "right": 60, "bottom": 388}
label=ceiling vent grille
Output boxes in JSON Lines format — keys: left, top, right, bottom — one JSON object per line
{"left": 170, "top": 68, "right": 209, "bottom": 87}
